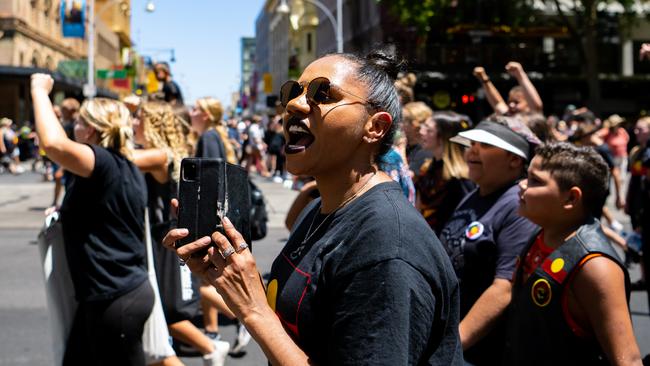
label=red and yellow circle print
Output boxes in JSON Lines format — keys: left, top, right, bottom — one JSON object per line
{"left": 465, "top": 221, "right": 484, "bottom": 241}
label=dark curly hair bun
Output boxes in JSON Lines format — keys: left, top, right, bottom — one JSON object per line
{"left": 365, "top": 47, "right": 405, "bottom": 81}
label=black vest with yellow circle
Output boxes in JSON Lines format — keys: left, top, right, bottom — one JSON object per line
{"left": 503, "top": 218, "right": 630, "bottom": 366}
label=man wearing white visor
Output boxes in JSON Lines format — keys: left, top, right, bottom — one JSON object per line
{"left": 439, "top": 117, "right": 540, "bottom": 366}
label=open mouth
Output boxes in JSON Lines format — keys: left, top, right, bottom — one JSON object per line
{"left": 284, "top": 118, "right": 315, "bottom": 154}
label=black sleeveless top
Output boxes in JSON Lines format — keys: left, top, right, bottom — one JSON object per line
{"left": 504, "top": 217, "right": 630, "bottom": 366}
{"left": 145, "top": 169, "right": 175, "bottom": 238}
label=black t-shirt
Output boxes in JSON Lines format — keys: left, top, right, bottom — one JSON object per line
{"left": 195, "top": 129, "right": 226, "bottom": 159}
{"left": 268, "top": 182, "right": 463, "bottom": 365}
{"left": 60, "top": 145, "right": 148, "bottom": 302}
{"left": 595, "top": 143, "right": 615, "bottom": 169}
{"left": 416, "top": 159, "right": 476, "bottom": 236}
{"left": 439, "top": 182, "right": 538, "bottom": 364}
{"left": 162, "top": 80, "right": 184, "bottom": 105}
{"left": 266, "top": 131, "right": 285, "bottom": 155}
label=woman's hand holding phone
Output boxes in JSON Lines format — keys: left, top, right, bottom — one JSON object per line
{"left": 161, "top": 200, "right": 270, "bottom": 326}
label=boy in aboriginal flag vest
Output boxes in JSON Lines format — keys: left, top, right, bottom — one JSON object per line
{"left": 503, "top": 142, "right": 641, "bottom": 366}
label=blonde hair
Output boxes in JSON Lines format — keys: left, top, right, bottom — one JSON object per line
{"left": 637, "top": 116, "right": 650, "bottom": 129}
{"left": 196, "top": 97, "right": 237, "bottom": 164}
{"left": 402, "top": 101, "right": 432, "bottom": 128}
{"left": 429, "top": 112, "right": 471, "bottom": 181}
{"left": 442, "top": 143, "right": 469, "bottom": 181}
{"left": 140, "top": 101, "right": 191, "bottom": 182}
{"left": 79, "top": 98, "right": 134, "bottom": 159}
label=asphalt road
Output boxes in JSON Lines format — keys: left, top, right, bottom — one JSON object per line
{"left": 0, "top": 169, "right": 648, "bottom": 365}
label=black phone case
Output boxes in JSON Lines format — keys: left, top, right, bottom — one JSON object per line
{"left": 177, "top": 158, "right": 252, "bottom": 250}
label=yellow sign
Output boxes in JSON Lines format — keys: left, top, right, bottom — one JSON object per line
{"left": 146, "top": 70, "right": 159, "bottom": 94}
{"left": 263, "top": 73, "right": 273, "bottom": 94}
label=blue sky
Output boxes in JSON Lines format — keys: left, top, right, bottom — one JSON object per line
{"left": 132, "top": 0, "right": 266, "bottom": 108}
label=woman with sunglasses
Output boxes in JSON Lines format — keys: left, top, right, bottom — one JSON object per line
{"left": 163, "top": 50, "right": 462, "bottom": 365}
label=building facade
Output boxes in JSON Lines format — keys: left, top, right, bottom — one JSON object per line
{"left": 240, "top": 37, "right": 256, "bottom": 113}
{"left": 255, "top": 0, "right": 321, "bottom": 114}
{"left": 0, "top": 0, "right": 130, "bottom": 123}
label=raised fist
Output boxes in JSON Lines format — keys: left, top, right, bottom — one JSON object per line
{"left": 473, "top": 66, "right": 487, "bottom": 79}
{"left": 31, "top": 73, "right": 54, "bottom": 94}
{"left": 640, "top": 43, "right": 650, "bottom": 61}
{"left": 505, "top": 62, "right": 524, "bottom": 77}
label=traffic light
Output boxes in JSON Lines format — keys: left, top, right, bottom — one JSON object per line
{"left": 461, "top": 94, "right": 475, "bottom": 104}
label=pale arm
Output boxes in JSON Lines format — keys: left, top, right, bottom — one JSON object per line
{"left": 132, "top": 148, "right": 168, "bottom": 184}
{"left": 285, "top": 180, "right": 318, "bottom": 231}
{"left": 473, "top": 67, "right": 508, "bottom": 115}
{"left": 611, "top": 166, "right": 625, "bottom": 210}
{"left": 459, "top": 278, "right": 512, "bottom": 350}
{"left": 572, "top": 257, "right": 642, "bottom": 366}
{"left": 506, "top": 62, "right": 543, "bottom": 112}
{"left": 31, "top": 74, "right": 95, "bottom": 178}
{"left": 0, "top": 131, "right": 6, "bottom": 154}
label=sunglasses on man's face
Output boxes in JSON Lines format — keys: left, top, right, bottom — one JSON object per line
{"left": 280, "top": 77, "right": 375, "bottom": 109}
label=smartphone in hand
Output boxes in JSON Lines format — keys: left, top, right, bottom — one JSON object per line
{"left": 176, "top": 158, "right": 252, "bottom": 252}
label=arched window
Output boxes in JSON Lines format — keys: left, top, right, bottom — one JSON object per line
{"left": 55, "top": 1, "right": 61, "bottom": 23}
{"left": 45, "top": 55, "right": 54, "bottom": 70}
{"left": 44, "top": 0, "right": 52, "bottom": 16}
{"left": 31, "top": 51, "right": 40, "bottom": 68}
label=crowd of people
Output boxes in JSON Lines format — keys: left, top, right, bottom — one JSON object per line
{"left": 29, "top": 61, "right": 266, "bottom": 366}
{"left": 21, "top": 44, "right": 650, "bottom": 366}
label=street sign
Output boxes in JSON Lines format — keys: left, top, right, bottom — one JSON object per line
{"left": 96, "top": 69, "right": 127, "bottom": 79}
{"left": 57, "top": 60, "right": 87, "bottom": 80}
{"left": 263, "top": 73, "right": 273, "bottom": 94}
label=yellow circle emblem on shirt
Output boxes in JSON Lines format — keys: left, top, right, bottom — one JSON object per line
{"left": 266, "top": 279, "right": 278, "bottom": 312}
{"left": 551, "top": 258, "right": 565, "bottom": 273}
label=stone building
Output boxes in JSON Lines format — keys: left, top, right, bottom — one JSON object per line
{"left": 0, "top": 0, "right": 130, "bottom": 123}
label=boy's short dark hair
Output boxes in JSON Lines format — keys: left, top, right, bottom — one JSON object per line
{"left": 535, "top": 142, "right": 609, "bottom": 218}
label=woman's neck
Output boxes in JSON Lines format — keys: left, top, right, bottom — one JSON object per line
{"left": 315, "top": 167, "right": 388, "bottom": 214}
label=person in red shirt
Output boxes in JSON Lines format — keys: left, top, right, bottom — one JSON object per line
{"left": 604, "top": 114, "right": 630, "bottom": 175}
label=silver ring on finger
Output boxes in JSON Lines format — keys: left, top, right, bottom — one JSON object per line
{"left": 179, "top": 256, "right": 188, "bottom": 266}
{"left": 221, "top": 246, "right": 236, "bottom": 260}
{"left": 236, "top": 242, "right": 249, "bottom": 253}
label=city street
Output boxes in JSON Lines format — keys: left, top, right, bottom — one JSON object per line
{"left": 0, "top": 169, "right": 295, "bottom": 365}
{"left": 0, "top": 168, "right": 648, "bottom": 365}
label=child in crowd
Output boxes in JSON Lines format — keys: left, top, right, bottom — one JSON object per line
{"left": 505, "top": 142, "right": 641, "bottom": 366}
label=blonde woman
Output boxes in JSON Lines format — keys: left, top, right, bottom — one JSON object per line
{"left": 417, "top": 111, "right": 475, "bottom": 234}
{"left": 132, "top": 101, "right": 231, "bottom": 366}
{"left": 402, "top": 101, "right": 433, "bottom": 176}
{"left": 190, "top": 97, "right": 236, "bottom": 164}
{"left": 31, "top": 73, "right": 154, "bottom": 366}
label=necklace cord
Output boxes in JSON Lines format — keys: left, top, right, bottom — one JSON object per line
{"left": 302, "top": 172, "right": 377, "bottom": 244}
